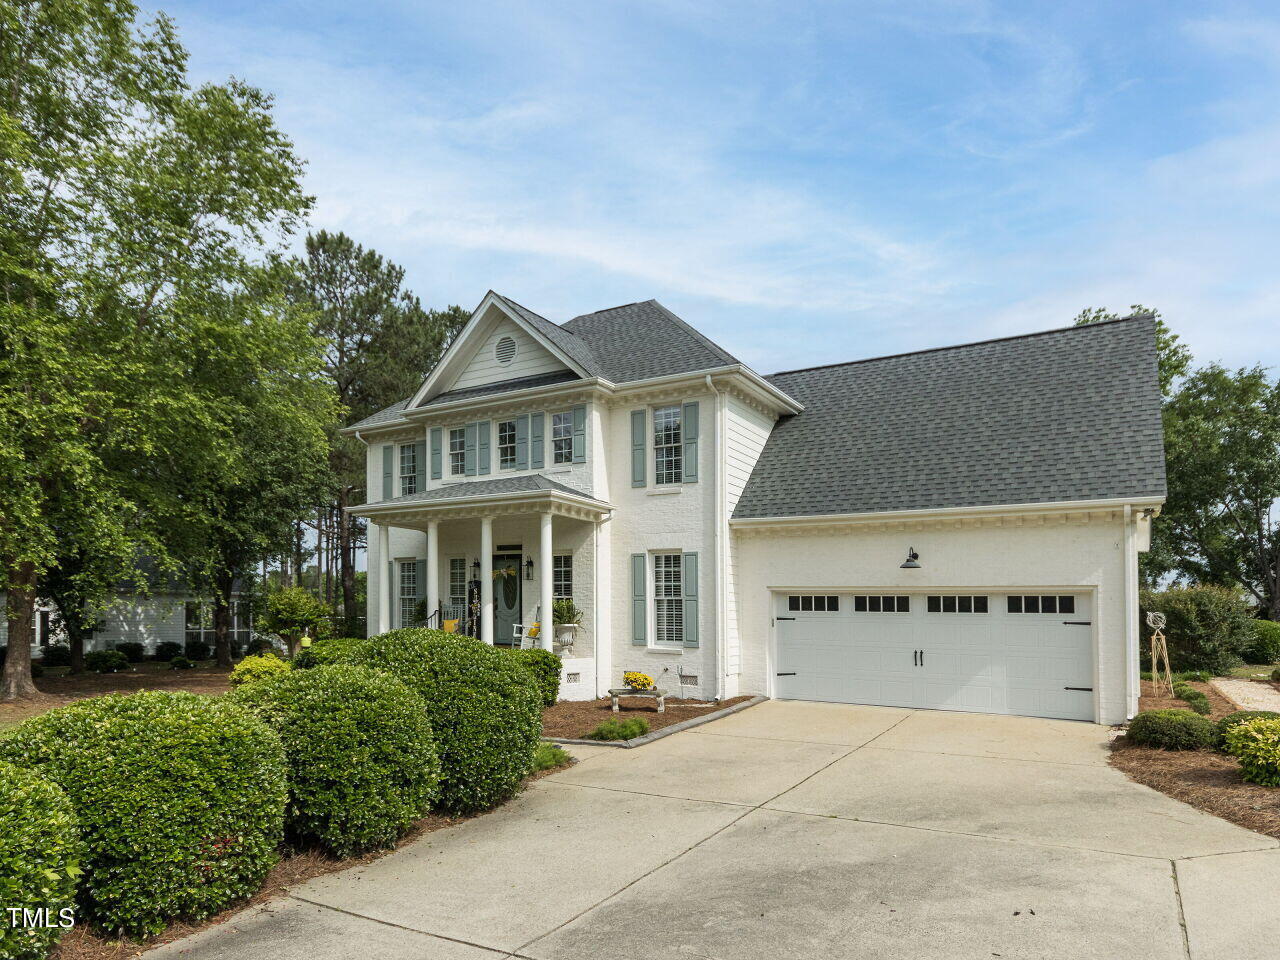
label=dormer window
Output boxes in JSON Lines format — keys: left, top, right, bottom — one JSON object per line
{"left": 495, "top": 335, "right": 517, "bottom": 365}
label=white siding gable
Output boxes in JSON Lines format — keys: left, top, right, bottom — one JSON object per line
{"left": 451, "top": 316, "right": 569, "bottom": 392}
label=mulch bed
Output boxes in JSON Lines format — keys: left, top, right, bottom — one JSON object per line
{"left": 1108, "top": 678, "right": 1280, "bottom": 842}
{"left": 541, "top": 694, "right": 754, "bottom": 740}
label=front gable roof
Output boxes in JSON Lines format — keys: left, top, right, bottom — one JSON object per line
{"left": 732, "top": 316, "right": 1167, "bottom": 520}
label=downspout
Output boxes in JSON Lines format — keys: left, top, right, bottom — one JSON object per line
{"left": 1123, "top": 504, "right": 1138, "bottom": 720}
{"left": 706, "top": 374, "right": 727, "bottom": 702}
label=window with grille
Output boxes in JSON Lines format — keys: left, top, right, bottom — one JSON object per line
{"left": 926, "top": 595, "right": 989, "bottom": 613}
{"left": 1007, "top": 595, "right": 1076, "bottom": 614}
{"left": 497, "top": 420, "right": 517, "bottom": 470}
{"left": 653, "top": 405, "right": 683, "bottom": 485}
{"left": 399, "top": 444, "right": 418, "bottom": 495}
{"left": 552, "top": 411, "right": 573, "bottom": 464}
{"left": 852, "top": 595, "right": 909, "bottom": 613}
{"left": 653, "top": 553, "right": 684, "bottom": 645}
{"left": 787, "top": 595, "right": 841, "bottom": 612}
{"left": 448, "top": 557, "right": 467, "bottom": 605}
{"left": 553, "top": 554, "right": 572, "bottom": 599}
{"left": 449, "top": 427, "right": 466, "bottom": 475}
{"left": 399, "top": 561, "right": 418, "bottom": 627}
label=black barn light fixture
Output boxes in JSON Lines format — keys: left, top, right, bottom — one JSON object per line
{"left": 900, "top": 547, "right": 921, "bottom": 569}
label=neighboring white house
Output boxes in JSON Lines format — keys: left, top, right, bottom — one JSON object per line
{"left": 346, "top": 292, "right": 1165, "bottom": 724}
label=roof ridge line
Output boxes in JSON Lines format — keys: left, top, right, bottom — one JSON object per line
{"left": 564, "top": 299, "right": 655, "bottom": 322}
{"left": 768, "top": 313, "right": 1153, "bottom": 379}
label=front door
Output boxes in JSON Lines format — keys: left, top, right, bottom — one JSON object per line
{"left": 492, "top": 554, "right": 523, "bottom": 647}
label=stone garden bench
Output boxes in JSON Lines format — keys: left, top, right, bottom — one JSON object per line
{"left": 608, "top": 687, "right": 665, "bottom": 713}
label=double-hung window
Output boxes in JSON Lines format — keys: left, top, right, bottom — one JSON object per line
{"left": 653, "top": 552, "right": 683, "bottom": 645}
{"left": 398, "top": 561, "right": 418, "bottom": 627}
{"left": 399, "top": 444, "right": 418, "bottom": 495}
{"left": 497, "top": 420, "right": 517, "bottom": 470}
{"left": 653, "top": 405, "right": 683, "bottom": 485}
{"left": 551, "top": 411, "right": 573, "bottom": 464}
{"left": 448, "top": 427, "right": 466, "bottom": 476}
{"left": 448, "top": 558, "right": 467, "bottom": 606}
{"left": 553, "top": 555, "right": 572, "bottom": 599}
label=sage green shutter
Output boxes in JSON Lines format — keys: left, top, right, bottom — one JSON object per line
{"left": 630, "top": 409, "right": 646, "bottom": 487}
{"left": 430, "top": 427, "right": 442, "bottom": 480}
{"left": 387, "top": 560, "right": 396, "bottom": 628}
{"left": 530, "top": 413, "right": 545, "bottom": 469}
{"left": 682, "top": 402, "right": 699, "bottom": 483}
{"left": 571, "top": 404, "right": 586, "bottom": 463}
{"left": 682, "top": 552, "right": 699, "bottom": 647}
{"left": 381, "top": 445, "right": 393, "bottom": 500}
{"left": 415, "top": 559, "right": 426, "bottom": 623}
{"left": 414, "top": 441, "right": 426, "bottom": 490}
{"left": 464, "top": 423, "right": 477, "bottom": 476}
{"left": 478, "top": 421, "right": 491, "bottom": 475}
{"left": 515, "top": 414, "right": 529, "bottom": 470}
{"left": 631, "top": 553, "right": 647, "bottom": 645}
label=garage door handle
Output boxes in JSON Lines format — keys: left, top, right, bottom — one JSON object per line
{"left": 776, "top": 672, "right": 796, "bottom": 677}
{"left": 1063, "top": 621, "right": 1091, "bottom": 626}
{"left": 1064, "top": 686, "right": 1093, "bottom": 692}
{"left": 913, "top": 650, "right": 918, "bottom": 666}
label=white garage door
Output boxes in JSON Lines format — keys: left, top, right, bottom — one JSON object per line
{"left": 774, "top": 592, "right": 1094, "bottom": 722}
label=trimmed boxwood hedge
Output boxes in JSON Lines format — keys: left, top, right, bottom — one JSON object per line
{"left": 0, "top": 692, "right": 287, "bottom": 937}
{"left": 336, "top": 629, "right": 541, "bottom": 814}
{"left": 1126, "top": 709, "right": 1218, "bottom": 750}
{"left": 1217, "top": 710, "right": 1280, "bottom": 740}
{"left": 231, "top": 665, "right": 442, "bottom": 856}
{"left": 1245, "top": 619, "right": 1280, "bottom": 665}
{"left": 507, "top": 648, "right": 562, "bottom": 706}
{"left": 0, "top": 762, "right": 83, "bottom": 960}
{"left": 292, "top": 636, "right": 363, "bottom": 670}
{"left": 229, "top": 653, "right": 292, "bottom": 687}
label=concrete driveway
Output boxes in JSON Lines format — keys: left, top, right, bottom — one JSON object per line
{"left": 152, "top": 701, "right": 1278, "bottom": 960}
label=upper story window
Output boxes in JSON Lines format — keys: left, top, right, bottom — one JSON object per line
{"left": 653, "top": 405, "right": 683, "bottom": 485}
{"left": 653, "top": 552, "right": 684, "bottom": 645}
{"left": 449, "top": 427, "right": 466, "bottom": 476}
{"left": 552, "top": 411, "right": 573, "bottom": 464}
{"left": 399, "top": 443, "right": 418, "bottom": 495}
{"left": 497, "top": 419, "right": 517, "bottom": 470}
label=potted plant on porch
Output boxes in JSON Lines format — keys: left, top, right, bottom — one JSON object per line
{"left": 552, "top": 598, "right": 582, "bottom": 648}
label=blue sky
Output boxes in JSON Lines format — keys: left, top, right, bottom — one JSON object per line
{"left": 164, "top": 0, "right": 1280, "bottom": 374}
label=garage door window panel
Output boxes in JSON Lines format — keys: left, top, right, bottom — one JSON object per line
{"left": 787, "top": 594, "right": 839, "bottom": 612}
{"left": 1008, "top": 595, "right": 1076, "bottom": 614}
{"left": 926, "top": 595, "right": 988, "bottom": 613}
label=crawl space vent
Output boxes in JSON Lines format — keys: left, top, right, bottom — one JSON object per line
{"left": 564, "top": 672, "right": 581, "bottom": 684}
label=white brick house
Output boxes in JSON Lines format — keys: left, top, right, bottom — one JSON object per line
{"left": 347, "top": 293, "right": 1165, "bottom": 724}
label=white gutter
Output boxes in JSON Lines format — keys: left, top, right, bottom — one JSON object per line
{"left": 730, "top": 495, "right": 1168, "bottom": 528}
{"left": 348, "top": 489, "right": 614, "bottom": 517}
{"left": 1124, "top": 503, "right": 1139, "bottom": 719}
{"left": 706, "top": 373, "right": 728, "bottom": 702}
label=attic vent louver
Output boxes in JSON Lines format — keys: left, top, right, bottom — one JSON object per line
{"left": 495, "top": 335, "right": 517, "bottom": 365}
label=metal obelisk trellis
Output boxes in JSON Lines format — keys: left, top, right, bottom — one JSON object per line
{"left": 1146, "top": 611, "right": 1173, "bottom": 697}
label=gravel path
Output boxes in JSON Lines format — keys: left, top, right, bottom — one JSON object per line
{"left": 1211, "top": 677, "right": 1280, "bottom": 712}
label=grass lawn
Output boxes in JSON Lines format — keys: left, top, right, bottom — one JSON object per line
{"left": 1223, "top": 662, "right": 1280, "bottom": 679}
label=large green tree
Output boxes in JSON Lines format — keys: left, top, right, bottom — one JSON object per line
{"left": 286, "top": 231, "right": 466, "bottom": 627}
{"left": 0, "top": 0, "right": 309, "bottom": 698}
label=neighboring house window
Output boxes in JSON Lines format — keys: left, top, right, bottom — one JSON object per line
{"left": 926, "top": 595, "right": 989, "bottom": 613}
{"left": 498, "top": 419, "right": 517, "bottom": 470}
{"left": 184, "top": 601, "right": 209, "bottom": 645}
{"left": 788, "top": 595, "right": 841, "bottom": 612}
{"left": 653, "top": 405, "right": 683, "bottom": 485}
{"left": 449, "top": 427, "right": 466, "bottom": 476}
{"left": 653, "top": 552, "right": 683, "bottom": 645}
{"left": 37, "top": 610, "right": 51, "bottom": 647}
{"left": 399, "top": 443, "right": 418, "bottom": 495}
{"left": 552, "top": 411, "right": 573, "bottom": 464}
{"left": 553, "top": 554, "right": 572, "bottom": 599}
{"left": 852, "top": 595, "right": 909, "bottom": 613}
{"left": 1008, "top": 595, "right": 1075, "bottom": 614}
{"left": 448, "top": 558, "right": 467, "bottom": 605}
{"left": 398, "top": 561, "right": 418, "bottom": 627}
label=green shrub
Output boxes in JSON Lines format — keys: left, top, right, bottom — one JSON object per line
{"left": 229, "top": 653, "right": 291, "bottom": 687}
{"left": 42, "top": 644, "right": 72, "bottom": 667}
{"left": 292, "top": 636, "right": 362, "bottom": 670}
{"left": 184, "top": 638, "right": 210, "bottom": 661}
{"left": 1244, "top": 619, "right": 1280, "bottom": 665}
{"left": 1222, "top": 718, "right": 1280, "bottom": 786}
{"left": 531, "top": 741, "right": 571, "bottom": 772}
{"left": 0, "top": 762, "right": 83, "bottom": 960}
{"left": 586, "top": 717, "right": 649, "bottom": 741}
{"left": 0, "top": 692, "right": 287, "bottom": 937}
{"left": 169, "top": 655, "right": 195, "bottom": 670}
{"left": 1172, "top": 682, "right": 1211, "bottom": 714}
{"left": 1140, "top": 587, "right": 1253, "bottom": 674}
{"left": 507, "top": 648, "right": 562, "bottom": 706}
{"left": 336, "top": 629, "right": 541, "bottom": 814}
{"left": 30, "top": 662, "right": 44, "bottom": 679}
{"left": 1273, "top": 667, "right": 1280, "bottom": 682}
{"left": 152, "top": 640, "right": 183, "bottom": 662}
{"left": 1217, "top": 711, "right": 1280, "bottom": 744}
{"left": 114, "top": 642, "right": 145, "bottom": 663}
{"left": 244, "top": 635, "right": 282, "bottom": 657}
{"left": 1126, "top": 709, "right": 1217, "bottom": 750}
{"left": 84, "top": 650, "right": 129, "bottom": 673}
{"left": 231, "top": 665, "right": 441, "bottom": 856}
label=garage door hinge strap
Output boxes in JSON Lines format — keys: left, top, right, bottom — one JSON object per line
{"left": 776, "top": 672, "right": 797, "bottom": 676}
{"left": 1062, "top": 621, "right": 1091, "bottom": 625}
{"left": 1064, "top": 686, "right": 1093, "bottom": 692}
{"left": 776, "top": 616, "right": 795, "bottom": 621}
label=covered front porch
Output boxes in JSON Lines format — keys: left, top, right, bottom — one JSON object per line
{"left": 351, "top": 477, "right": 613, "bottom": 700}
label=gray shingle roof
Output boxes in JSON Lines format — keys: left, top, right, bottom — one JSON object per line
{"left": 493, "top": 295, "right": 604, "bottom": 377}
{"left": 423, "top": 370, "right": 582, "bottom": 407}
{"left": 732, "top": 316, "right": 1167, "bottom": 520}
{"left": 347, "top": 398, "right": 411, "bottom": 431}
{"left": 370, "top": 475, "right": 606, "bottom": 506}
{"left": 562, "top": 300, "right": 740, "bottom": 382}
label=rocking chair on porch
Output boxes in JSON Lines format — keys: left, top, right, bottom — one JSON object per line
{"left": 512, "top": 607, "right": 542, "bottom": 650}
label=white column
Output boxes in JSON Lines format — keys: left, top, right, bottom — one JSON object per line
{"left": 540, "top": 511, "right": 554, "bottom": 651}
{"left": 480, "top": 516, "right": 494, "bottom": 644}
{"left": 377, "top": 522, "right": 391, "bottom": 634}
{"left": 426, "top": 520, "right": 440, "bottom": 624}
